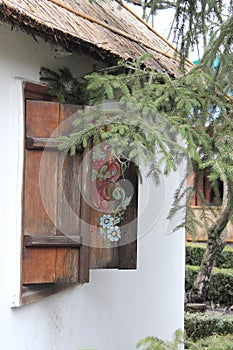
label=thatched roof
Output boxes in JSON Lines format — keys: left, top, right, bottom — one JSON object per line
{"left": 0, "top": 0, "right": 193, "bottom": 75}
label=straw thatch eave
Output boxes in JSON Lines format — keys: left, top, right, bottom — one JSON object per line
{"left": 0, "top": 3, "right": 119, "bottom": 65}
{"left": 0, "top": 0, "right": 194, "bottom": 75}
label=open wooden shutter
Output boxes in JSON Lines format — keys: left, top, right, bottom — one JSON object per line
{"left": 90, "top": 159, "right": 138, "bottom": 270}
{"left": 22, "top": 100, "right": 90, "bottom": 301}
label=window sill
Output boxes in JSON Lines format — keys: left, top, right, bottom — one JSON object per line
{"left": 21, "top": 283, "right": 78, "bottom": 306}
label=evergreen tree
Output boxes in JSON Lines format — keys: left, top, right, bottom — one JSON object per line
{"left": 40, "top": 0, "right": 233, "bottom": 302}
{"left": 122, "top": 0, "right": 233, "bottom": 302}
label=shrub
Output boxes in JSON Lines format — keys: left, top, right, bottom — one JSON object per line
{"left": 216, "top": 246, "right": 233, "bottom": 269}
{"left": 209, "top": 268, "right": 233, "bottom": 304}
{"left": 136, "top": 329, "right": 183, "bottom": 350}
{"left": 187, "top": 334, "right": 233, "bottom": 349}
{"left": 185, "top": 265, "right": 199, "bottom": 292}
{"left": 185, "top": 265, "right": 233, "bottom": 305}
{"left": 186, "top": 243, "right": 206, "bottom": 266}
{"left": 137, "top": 331, "right": 233, "bottom": 349}
{"left": 185, "top": 312, "right": 233, "bottom": 341}
{"left": 186, "top": 243, "right": 233, "bottom": 269}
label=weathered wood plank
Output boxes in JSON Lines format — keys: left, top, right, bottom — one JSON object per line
{"left": 23, "top": 150, "right": 57, "bottom": 235}
{"left": 90, "top": 161, "right": 138, "bottom": 269}
{"left": 24, "top": 235, "right": 81, "bottom": 247}
{"left": 78, "top": 140, "right": 92, "bottom": 282}
{"left": 23, "top": 247, "right": 56, "bottom": 284}
{"left": 59, "top": 103, "right": 84, "bottom": 135}
{"left": 118, "top": 162, "right": 138, "bottom": 269}
{"left": 26, "top": 137, "right": 83, "bottom": 152}
{"left": 56, "top": 104, "right": 84, "bottom": 283}
{"left": 56, "top": 248, "right": 80, "bottom": 283}
{"left": 26, "top": 137, "right": 62, "bottom": 150}
{"left": 22, "top": 99, "right": 90, "bottom": 289}
{"left": 26, "top": 100, "right": 60, "bottom": 138}
{"left": 24, "top": 82, "right": 55, "bottom": 102}
{"left": 56, "top": 153, "right": 82, "bottom": 235}
{"left": 21, "top": 283, "right": 76, "bottom": 305}
{"left": 23, "top": 100, "right": 60, "bottom": 285}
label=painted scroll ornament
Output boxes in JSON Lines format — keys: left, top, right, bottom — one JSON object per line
{"left": 92, "top": 144, "right": 132, "bottom": 243}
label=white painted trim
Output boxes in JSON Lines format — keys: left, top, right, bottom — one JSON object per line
{"left": 10, "top": 79, "right": 25, "bottom": 307}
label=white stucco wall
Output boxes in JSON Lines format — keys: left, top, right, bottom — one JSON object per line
{"left": 0, "top": 23, "right": 185, "bottom": 350}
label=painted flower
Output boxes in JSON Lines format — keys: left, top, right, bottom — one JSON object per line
{"left": 100, "top": 214, "right": 114, "bottom": 228}
{"left": 107, "top": 226, "right": 121, "bottom": 242}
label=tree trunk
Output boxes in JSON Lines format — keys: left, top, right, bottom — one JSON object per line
{"left": 191, "top": 180, "right": 233, "bottom": 302}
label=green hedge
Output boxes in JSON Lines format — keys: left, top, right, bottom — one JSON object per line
{"left": 187, "top": 334, "right": 233, "bottom": 349}
{"left": 185, "top": 265, "right": 233, "bottom": 305}
{"left": 186, "top": 243, "right": 206, "bottom": 266}
{"left": 185, "top": 312, "right": 233, "bottom": 341}
{"left": 186, "top": 243, "right": 233, "bottom": 269}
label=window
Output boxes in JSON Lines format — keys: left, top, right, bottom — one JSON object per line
{"left": 188, "top": 169, "right": 223, "bottom": 207}
{"left": 21, "top": 83, "right": 138, "bottom": 304}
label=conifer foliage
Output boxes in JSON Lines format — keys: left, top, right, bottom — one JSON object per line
{"left": 40, "top": 0, "right": 233, "bottom": 301}
{"left": 40, "top": 66, "right": 90, "bottom": 104}
{"left": 126, "top": 0, "right": 232, "bottom": 58}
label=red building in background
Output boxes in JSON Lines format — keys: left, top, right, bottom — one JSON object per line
{"left": 186, "top": 170, "right": 233, "bottom": 242}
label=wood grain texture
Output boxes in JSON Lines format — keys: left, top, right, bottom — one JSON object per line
{"left": 55, "top": 104, "right": 84, "bottom": 283}
{"left": 118, "top": 163, "right": 138, "bottom": 269}
{"left": 24, "top": 82, "right": 56, "bottom": 101}
{"left": 57, "top": 104, "right": 83, "bottom": 235}
{"left": 26, "top": 100, "right": 60, "bottom": 138}
{"left": 78, "top": 140, "right": 92, "bottom": 282}
{"left": 21, "top": 283, "right": 76, "bottom": 305}
{"left": 26, "top": 137, "right": 63, "bottom": 150}
{"left": 59, "top": 103, "right": 83, "bottom": 135}
{"left": 23, "top": 247, "right": 56, "bottom": 284}
{"left": 90, "top": 162, "right": 138, "bottom": 269}
{"left": 23, "top": 150, "right": 57, "bottom": 235}
{"left": 24, "top": 235, "right": 81, "bottom": 247}
{"left": 23, "top": 100, "right": 85, "bottom": 286}
{"left": 56, "top": 248, "right": 79, "bottom": 283}
{"left": 23, "top": 100, "right": 60, "bottom": 284}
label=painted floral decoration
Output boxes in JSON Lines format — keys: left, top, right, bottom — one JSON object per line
{"left": 100, "top": 214, "right": 114, "bottom": 228}
{"left": 99, "top": 215, "right": 121, "bottom": 243}
{"left": 94, "top": 144, "right": 131, "bottom": 245}
{"left": 107, "top": 226, "right": 121, "bottom": 242}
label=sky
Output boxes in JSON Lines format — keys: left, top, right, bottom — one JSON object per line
{"left": 127, "top": 3, "right": 199, "bottom": 62}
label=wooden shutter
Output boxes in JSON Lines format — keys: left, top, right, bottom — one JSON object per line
{"left": 22, "top": 100, "right": 90, "bottom": 302}
{"left": 90, "top": 160, "right": 138, "bottom": 270}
